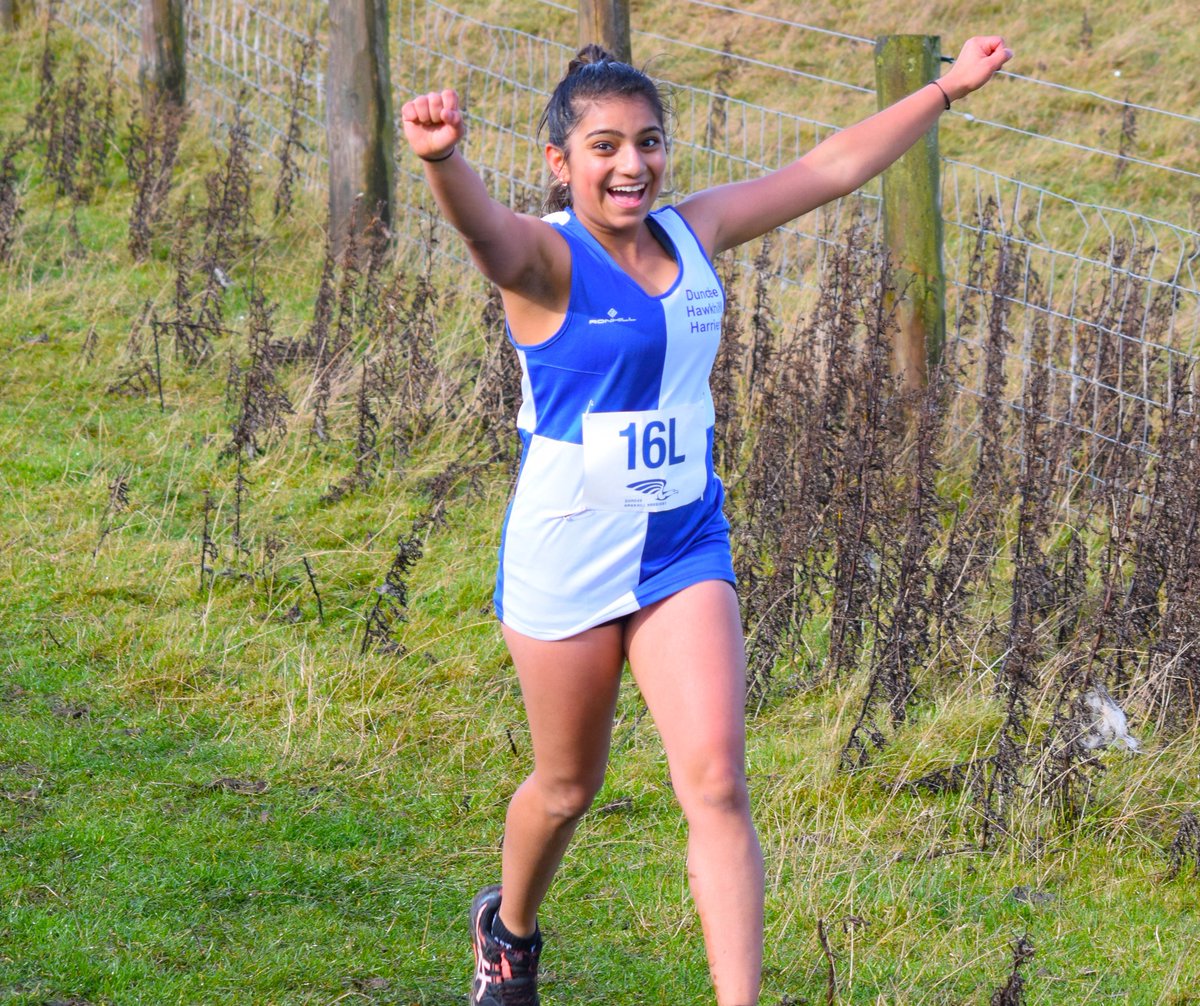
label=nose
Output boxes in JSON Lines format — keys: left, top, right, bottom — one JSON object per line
{"left": 617, "top": 142, "right": 645, "bottom": 177}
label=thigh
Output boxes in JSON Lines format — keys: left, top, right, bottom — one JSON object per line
{"left": 503, "top": 621, "right": 626, "bottom": 788}
{"left": 622, "top": 581, "right": 748, "bottom": 798}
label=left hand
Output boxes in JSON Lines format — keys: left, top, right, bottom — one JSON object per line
{"left": 940, "top": 36, "right": 1014, "bottom": 102}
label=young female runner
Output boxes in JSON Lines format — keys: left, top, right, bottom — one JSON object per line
{"left": 402, "top": 34, "right": 1012, "bottom": 1006}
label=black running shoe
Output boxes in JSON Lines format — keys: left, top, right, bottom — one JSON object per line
{"left": 469, "top": 885, "right": 541, "bottom": 1006}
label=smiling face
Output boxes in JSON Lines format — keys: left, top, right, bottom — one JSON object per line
{"left": 545, "top": 95, "right": 667, "bottom": 234}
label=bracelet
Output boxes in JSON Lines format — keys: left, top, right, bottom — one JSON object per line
{"left": 929, "top": 79, "right": 952, "bottom": 111}
{"left": 419, "top": 146, "right": 456, "bottom": 163}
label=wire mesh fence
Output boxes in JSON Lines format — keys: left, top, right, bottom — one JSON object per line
{"left": 53, "top": 0, "right": 1200, "bottom": 486}
{"left": 59, "top": 0, "right": 138, "bottom": 61}
{"left": 186, "top": 0, "right": 327, "bottom": 177}
{"left": 942, "top": 161, "right": 1200, "bottom": 476}
{"left": 63, "top": 0, "right": 329, "bottom": 185}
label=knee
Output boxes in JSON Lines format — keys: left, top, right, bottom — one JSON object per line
{"left": 676, "top": 763, "right": 750, "bottom": 820}
{"left": 533, "top": 773, "right": 603, "bottom": 822}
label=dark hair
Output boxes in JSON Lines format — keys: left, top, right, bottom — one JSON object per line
{"left": 539, "top": 44, "right": 669, "bottom": 211}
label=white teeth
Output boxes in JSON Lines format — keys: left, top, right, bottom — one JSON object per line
{"left": 610, "top": 185, "right": 645, "bottom": 193}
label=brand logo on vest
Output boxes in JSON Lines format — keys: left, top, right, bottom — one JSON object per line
{"left": 589, "top": 306, "right": 637, "bottom": 325}
{"left": 626, "top": 478, "right": 678, "bottom": 502}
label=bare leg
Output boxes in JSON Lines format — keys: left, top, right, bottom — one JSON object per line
{"left": 625, "top": 581, "right": 763, "bottom": 1006}
{"left": 497, "top": 621, "right": 625, "bottom": 936}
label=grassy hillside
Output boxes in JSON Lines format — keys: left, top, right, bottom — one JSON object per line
{"left": 453, "top": 0, "right": 1199, "bottom": 227}
{"left": 3, "top": 15, "right": 1200, "bottom": 1006}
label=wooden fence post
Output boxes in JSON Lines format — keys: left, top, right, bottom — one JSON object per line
{"left": 875, "top": 34, "right": 946, "bottom": 391}
{"left": 578, "top": 0, "right": 631, "bottom": 62}
{"left": 1, "top": 0, "right": 16, "bottom": 32}
{"left": 139, "top": 0, "right": 187, "bottom": 108}
{"left": 327, "top": 0, "right": 396, "bottom": 260}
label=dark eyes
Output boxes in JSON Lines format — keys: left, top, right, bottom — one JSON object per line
{"left": 591, "top": 137, "right": 661, "bottom": 152}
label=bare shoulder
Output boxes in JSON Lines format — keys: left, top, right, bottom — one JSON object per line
{"left": 674, "top": 163, "right": 833, "bottom": 257}
{"left": 513, "top": 210, "right": 571, "bottom": 288}
{"left": 482, "top": 209, "right": 570, "bottom": 298}
{"left": 497, "top": 211, "right": 572, "bottom": 346}
{"left": 673, "top": 194, "right": 722, "bottom": 259}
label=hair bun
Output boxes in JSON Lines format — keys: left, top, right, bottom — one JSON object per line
{"left": 568, "top": 43, "right": 616, "bottom": 76}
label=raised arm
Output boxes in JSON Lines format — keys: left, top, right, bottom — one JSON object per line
{"left": 678, "top": 36, "right": 1013, "bottom": 257}
{"left": 401, "top": 89, "right": 567, "bottom": 299}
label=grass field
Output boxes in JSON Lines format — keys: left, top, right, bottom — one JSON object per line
{"left": 453, "top": 0, "right": 1200, "bottom": 227}
{"left": 3, "top": 10, "right": 1200, "bottom": 1006}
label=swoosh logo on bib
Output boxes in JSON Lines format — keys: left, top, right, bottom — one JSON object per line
{"left": 626, "top": 478, "right": 678, "bottom": 502}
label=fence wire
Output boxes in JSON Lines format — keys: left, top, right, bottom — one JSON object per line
{"left": 942, "top": 160, "right": 1200, "bottom": 484}
{"left": 63, "top": 0, "right": 329, "bottom": 187}
{"left": 54, "top": 0, "right": 1200, "bottom": 486}
{"left": 186, "top": 0, "right": 327, "bottom": 180}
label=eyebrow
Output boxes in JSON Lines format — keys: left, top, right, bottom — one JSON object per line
{"left": 583, "top": 125, "right": 665, "bottom": 139}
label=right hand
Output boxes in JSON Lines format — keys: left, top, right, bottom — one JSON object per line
{"left": 401, "top": 88, "right": 464, "bottom": 161}
{"left": 940, "top": 36, "right": 1013, "bottom": 102}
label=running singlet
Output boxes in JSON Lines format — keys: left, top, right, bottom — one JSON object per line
{"left": 494, "top": 205, "right": 734, "bottom": 641}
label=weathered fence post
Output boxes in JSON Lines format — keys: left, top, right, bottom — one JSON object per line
{"left": 1, "top": 0, "right": 17, "bottom": 32}
{"left": 327, "top": 0, "right": 395, "bottom": 259}
{"left": 138, "top": 0, "right": 187, "bottom": 108}
{"left": 875, "top": 35, "right": 946, "bottom": 392}
{"left": 578, "top": 0, "right": 631, "bottom": 62}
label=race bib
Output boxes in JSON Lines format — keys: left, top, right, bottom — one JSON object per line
{"left": 581, "top": 402, "right": 707, "bottom": 512}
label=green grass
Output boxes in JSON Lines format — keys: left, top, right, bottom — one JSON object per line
{"left": 3, "top": 19, "right": 1200, "bottom": 1006}
{"left": 458, "top": 0, "right": 1200, "bottom": 228}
